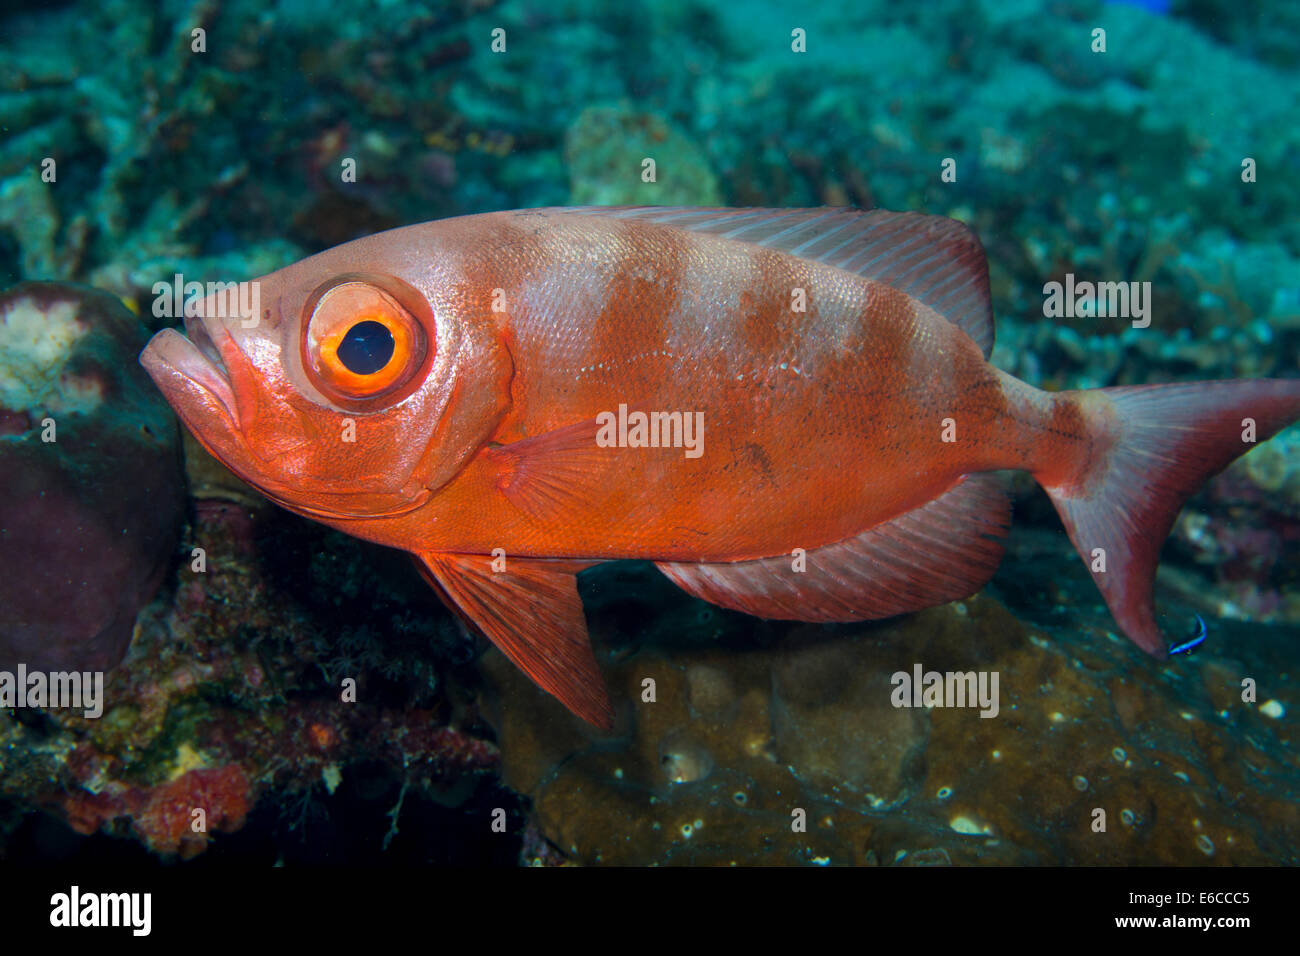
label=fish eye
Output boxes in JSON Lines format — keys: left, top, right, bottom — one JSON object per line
{"left": 303, "top": 280, "right": 428, "bottom": 403}
{"left": 337, "top": 320, "right": 395, "bottom": 375}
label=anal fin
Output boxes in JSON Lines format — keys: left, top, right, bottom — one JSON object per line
{"left": 657, "top": 473, "right": 1010, "bottom": 621}
{"left": 414, "top": 552, "right": 614, "bottom": 729}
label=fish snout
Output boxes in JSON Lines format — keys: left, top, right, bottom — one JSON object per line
{"left": 140, "top": 316, "right": 241, "bottom": 431}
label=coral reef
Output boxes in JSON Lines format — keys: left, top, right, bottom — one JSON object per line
{"left": 0, "top": 282, "right": 184, "bottom": 671}
{"left": 483, "top": 564, "right": 1297, "bottom": 865}
{"left": 62, "top": 766, "right": 252, "bottom": 860}
{"left": 1166, "top": 427, "right": 1300, "bottom": 624}
{"left": 564, "top": 105, "right": 722, "bottom": 206}
{"left": 0, "top": 468, "right": 499, "bottom": 859}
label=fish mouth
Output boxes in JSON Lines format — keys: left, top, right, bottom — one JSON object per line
{"left": 185, "top": 310, "right": 230, "bottom": 381}
{"left": 140, "top": 312, "right": 241, "bottom": 429}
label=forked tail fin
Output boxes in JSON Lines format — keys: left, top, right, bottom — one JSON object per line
{"left": 1038, "top": 379, "right": 1300, "bottom": 656}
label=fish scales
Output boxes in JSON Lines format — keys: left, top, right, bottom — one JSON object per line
{"left": 141, "top": 206, "right": 1300, "bottom": 727}
{"left": 457, "top": 215, "right": 1001, "bottom": 557}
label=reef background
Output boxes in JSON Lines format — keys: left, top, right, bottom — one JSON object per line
{"left": 0, "top": 0, "right": 1297, "bottom": 865}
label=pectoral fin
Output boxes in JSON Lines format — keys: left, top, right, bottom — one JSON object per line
{"left": 482, "top": 418, "right": 610, "bottom": 521}
{"left": 413, "top": 552, "right": 614, "bottom": 729}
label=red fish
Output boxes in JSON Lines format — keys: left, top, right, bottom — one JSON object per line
{"left": 140, "top": 207, "right": 1300, "bottom": 728}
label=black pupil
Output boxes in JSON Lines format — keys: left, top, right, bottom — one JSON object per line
{"left": 337, "top": 321, "right": 395, "bottom": 375}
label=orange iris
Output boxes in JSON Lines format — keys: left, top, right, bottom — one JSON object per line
{"left": 304, "top": 280, "right": 427, "bottom": 403}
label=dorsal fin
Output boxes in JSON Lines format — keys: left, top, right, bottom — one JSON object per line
{"left": 563, "top": 206, "right": 995, "bottom": 357}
